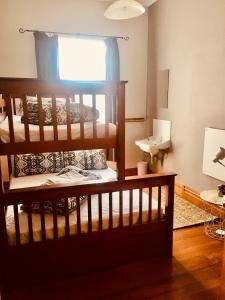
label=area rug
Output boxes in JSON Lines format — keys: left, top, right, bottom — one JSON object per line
{"left": 173, "top": 194, "right": 214, "bottom": 229}
{"left": 151, "top": 187, "right": 214, "bottom": 229}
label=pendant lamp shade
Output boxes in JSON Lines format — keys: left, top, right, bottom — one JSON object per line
{"left": 104, "top": 0, "right": 146, "bottom": 20}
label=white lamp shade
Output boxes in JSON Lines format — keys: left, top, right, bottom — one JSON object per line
{"left": 104, "top": 0, "right": 146, "bottom": 20}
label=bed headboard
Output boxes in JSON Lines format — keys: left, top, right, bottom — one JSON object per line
{"left": 0, "top": 78, "right": 127, "bottom": 181}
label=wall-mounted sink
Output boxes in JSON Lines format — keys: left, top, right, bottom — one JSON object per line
{"left": 135, "top": 137, "right": 170, "bottom": 154}
{"left": 135, "top": 119, "right": 171, "bottom": 162}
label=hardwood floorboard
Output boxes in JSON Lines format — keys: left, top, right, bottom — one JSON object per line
{"left": 2, "top": 226, "right": 224, "bottom": 300}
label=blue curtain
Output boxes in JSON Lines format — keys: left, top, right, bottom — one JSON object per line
{"left": 34, "top": 31, "right": 59, "bottom": 80}
{"left": 105, "top": 38, "right": 120, "bottom": 123}
{"left": 105, "top": 38, "right": 120, "bottom": 81}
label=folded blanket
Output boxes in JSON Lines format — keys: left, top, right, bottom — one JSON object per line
{"left": 21, "top": 166, "right": 102, "bottom": 215}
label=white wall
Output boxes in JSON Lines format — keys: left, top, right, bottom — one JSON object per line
{"left": 147, "top": 0, "right": 225, "bottom": 192}
{"left": 0, "top": 0, "right": 148, "bottom": 168}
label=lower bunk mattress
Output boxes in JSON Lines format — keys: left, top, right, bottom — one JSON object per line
{"left": 6, "top": 168, "right": 161, "bottom": 246}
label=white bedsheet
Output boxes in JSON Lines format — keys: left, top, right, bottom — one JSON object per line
{"left": 0, "top": 115, "right": 116, "bottom": 143}
{"left": 6, "top": 168, "right": 160, "bottom": 245}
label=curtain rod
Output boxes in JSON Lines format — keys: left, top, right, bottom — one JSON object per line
{"left": 18, "top": 28, "right": 129, "bottom": 41}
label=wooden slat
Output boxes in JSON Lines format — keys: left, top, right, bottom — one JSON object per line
{"left": 0, "top": 204, "right": 7, "bottom": 247}
{"left": 119, "top": 191, "right": 123, "bottom": 228}
{"left": 64, "top": 198, "right": 70, "bottom": 237}
{"left": 0, "top": 138, "right": 117, "bottom": 155}
{"left": 66, "top": 97, "right": 72, "bottom": 140}
{"left": 13, "top": 204, "right": 20, "bottom": 246}
{"left": 26, "top": 204, "right": 33, "bottom": 243}
{"left": 22, "top": 95, "right": 30, "bottom": 142}
{"left": 92, "top": 94, "right": 97, "bottom": 139}
{"left": 7, "top": 155, "right": 12, "bottom": 177}
{"left": 0, "top": 79, "right": 123, "bottom": 100}
{"left": 40, "top": 202, "right": 46, "bottom": 242}
{"left": 88, "top": 195, "right": 92, "bottom": 233}
{"left": 98, "top": 193, "right": 102, "bottom": 231}
{"left": 109, "top": 192, "right": 113, "bottom": 230}
{"left": 12, "top": 97, "right": 16, "bottom": 115}
{"left": 52, "top": 96, "right": 58, "bottom": 141}
{"left": 52, "top": 200, "right": 58, "bottom": 239}
{"left": 129, "top": 190, "right": 133, "bottom": 226}
{"left": 117, "top": 84, "right": 125, "bottom": 180}
{"left": 79, "top": 95, "right": 84, "bottom": 139}
{"left": 139, "top": 189, "right": 143, "bottom": 224}
{"left": 165, "top": 177, "right": 175, "bottom": 256}
{"left": 4, "top": 94, "right": 15, "bottom": 143}
{"left": 37, "top": 95, "right": 44, "bottom": 141}
{"left": 76, "top": 197, "right": 81, "bottom": 234}
{"left": 158, "top": 186, "right": 162, "bottom": 221}
{"left": 148, "top": 186, "right": 152, "bottom": 223}
{"left": 3, "top": 173, "right": 176, "bottom": 206}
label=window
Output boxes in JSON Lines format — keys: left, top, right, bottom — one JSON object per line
{"left": 58, "top": 37, "right": 106, "bottom": 122}
{"left": 58, "top": 37, "right": 106, "bottom": 81}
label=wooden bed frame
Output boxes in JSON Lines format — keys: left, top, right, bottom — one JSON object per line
{"left": 0, "top": 78, "right": 176, "bottom": 299}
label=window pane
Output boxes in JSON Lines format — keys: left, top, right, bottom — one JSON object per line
{"left": 58, "top": 37, "right": 106, "bottom": 81}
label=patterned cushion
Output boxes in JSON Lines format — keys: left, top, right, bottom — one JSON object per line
{"left": 84, "top": 150, "right": 108, "bottom": 170}
{"left": 20, "top": 197, "right": 86, "bottom": 216}
{"left": 14, "top": 152, "right": 65, "bottom": 177}
{"left": 14, "top": 150, "right": 107, "bottom": 177}
{"left": 64, "top": 150, "right": 107, "bottom": 170}
{"left": 63, "top": 151, "right": 86, "bottom": 170}
{"left": 20, "top": 97, "right": 99, "bottom": 125}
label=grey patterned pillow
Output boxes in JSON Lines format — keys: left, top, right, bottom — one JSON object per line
{"left": 63, "top": 150, "right": 86, "bottom": 170}
{"left": 20, "top": 197, "right": 86, "bottom": 216}
{"left": 20, "top": 97, "right": 99, "bottom": 125}
{"left": 14, "top": 152, "right": 65, "bottom": 177}
{"left": 84, "top": 150, "right": 108, "bottom": 170}
{"left": 21, "top": 97, "right": 54, "bottom": 125}
{"left": 63, "top": 150, "right": 107, "bottom": 170}
{"left": 14, "top": 150, "right": 107, "bottom": 177}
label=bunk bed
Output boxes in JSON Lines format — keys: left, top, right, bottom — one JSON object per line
{"left": 0, "top": 78, "right": 176, "bottom": 298}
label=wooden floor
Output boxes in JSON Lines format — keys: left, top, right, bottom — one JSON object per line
{"left": 3, "top": 226, "right": 224, "bottom": 300}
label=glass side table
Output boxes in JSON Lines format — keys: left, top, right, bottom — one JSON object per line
{"left": 200, "top": 190, "right": 225, "bottom": 240}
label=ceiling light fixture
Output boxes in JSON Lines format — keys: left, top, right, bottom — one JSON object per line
{"left": 104, "top": 0, "right": 146, "bottom": 20}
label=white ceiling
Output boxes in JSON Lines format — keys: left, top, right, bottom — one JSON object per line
{"left": 98, "top": 0, "right": 158, "bottom": 7}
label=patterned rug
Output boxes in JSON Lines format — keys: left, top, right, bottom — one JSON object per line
{"left": 173, "top": 194, "right": 213, "bottom": 229}
{"left": 151, "top": 187, "right": 213, "bottom": 229}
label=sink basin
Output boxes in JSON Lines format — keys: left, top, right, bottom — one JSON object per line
{"left": 136, "top": 119, "right": 171, "bottom": 157}
{"left": 135, "top": 137, "right": 170, "bottom": 154}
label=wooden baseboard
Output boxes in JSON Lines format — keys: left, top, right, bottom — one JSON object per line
{"left": 175, "top": 183, "right": 225, "bottom": 218}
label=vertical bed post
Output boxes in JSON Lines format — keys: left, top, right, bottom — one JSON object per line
{"left": 0, "top": 157, "right": 8, "bottom": 297}
{"left": 0, "top": 159, "right": 7, "bottom": 244}
{"left": 117, "top": 82, "right": 125, "bottom": 180}
{"left": 165, "top": 175, "right": 175, "bottom": 256}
